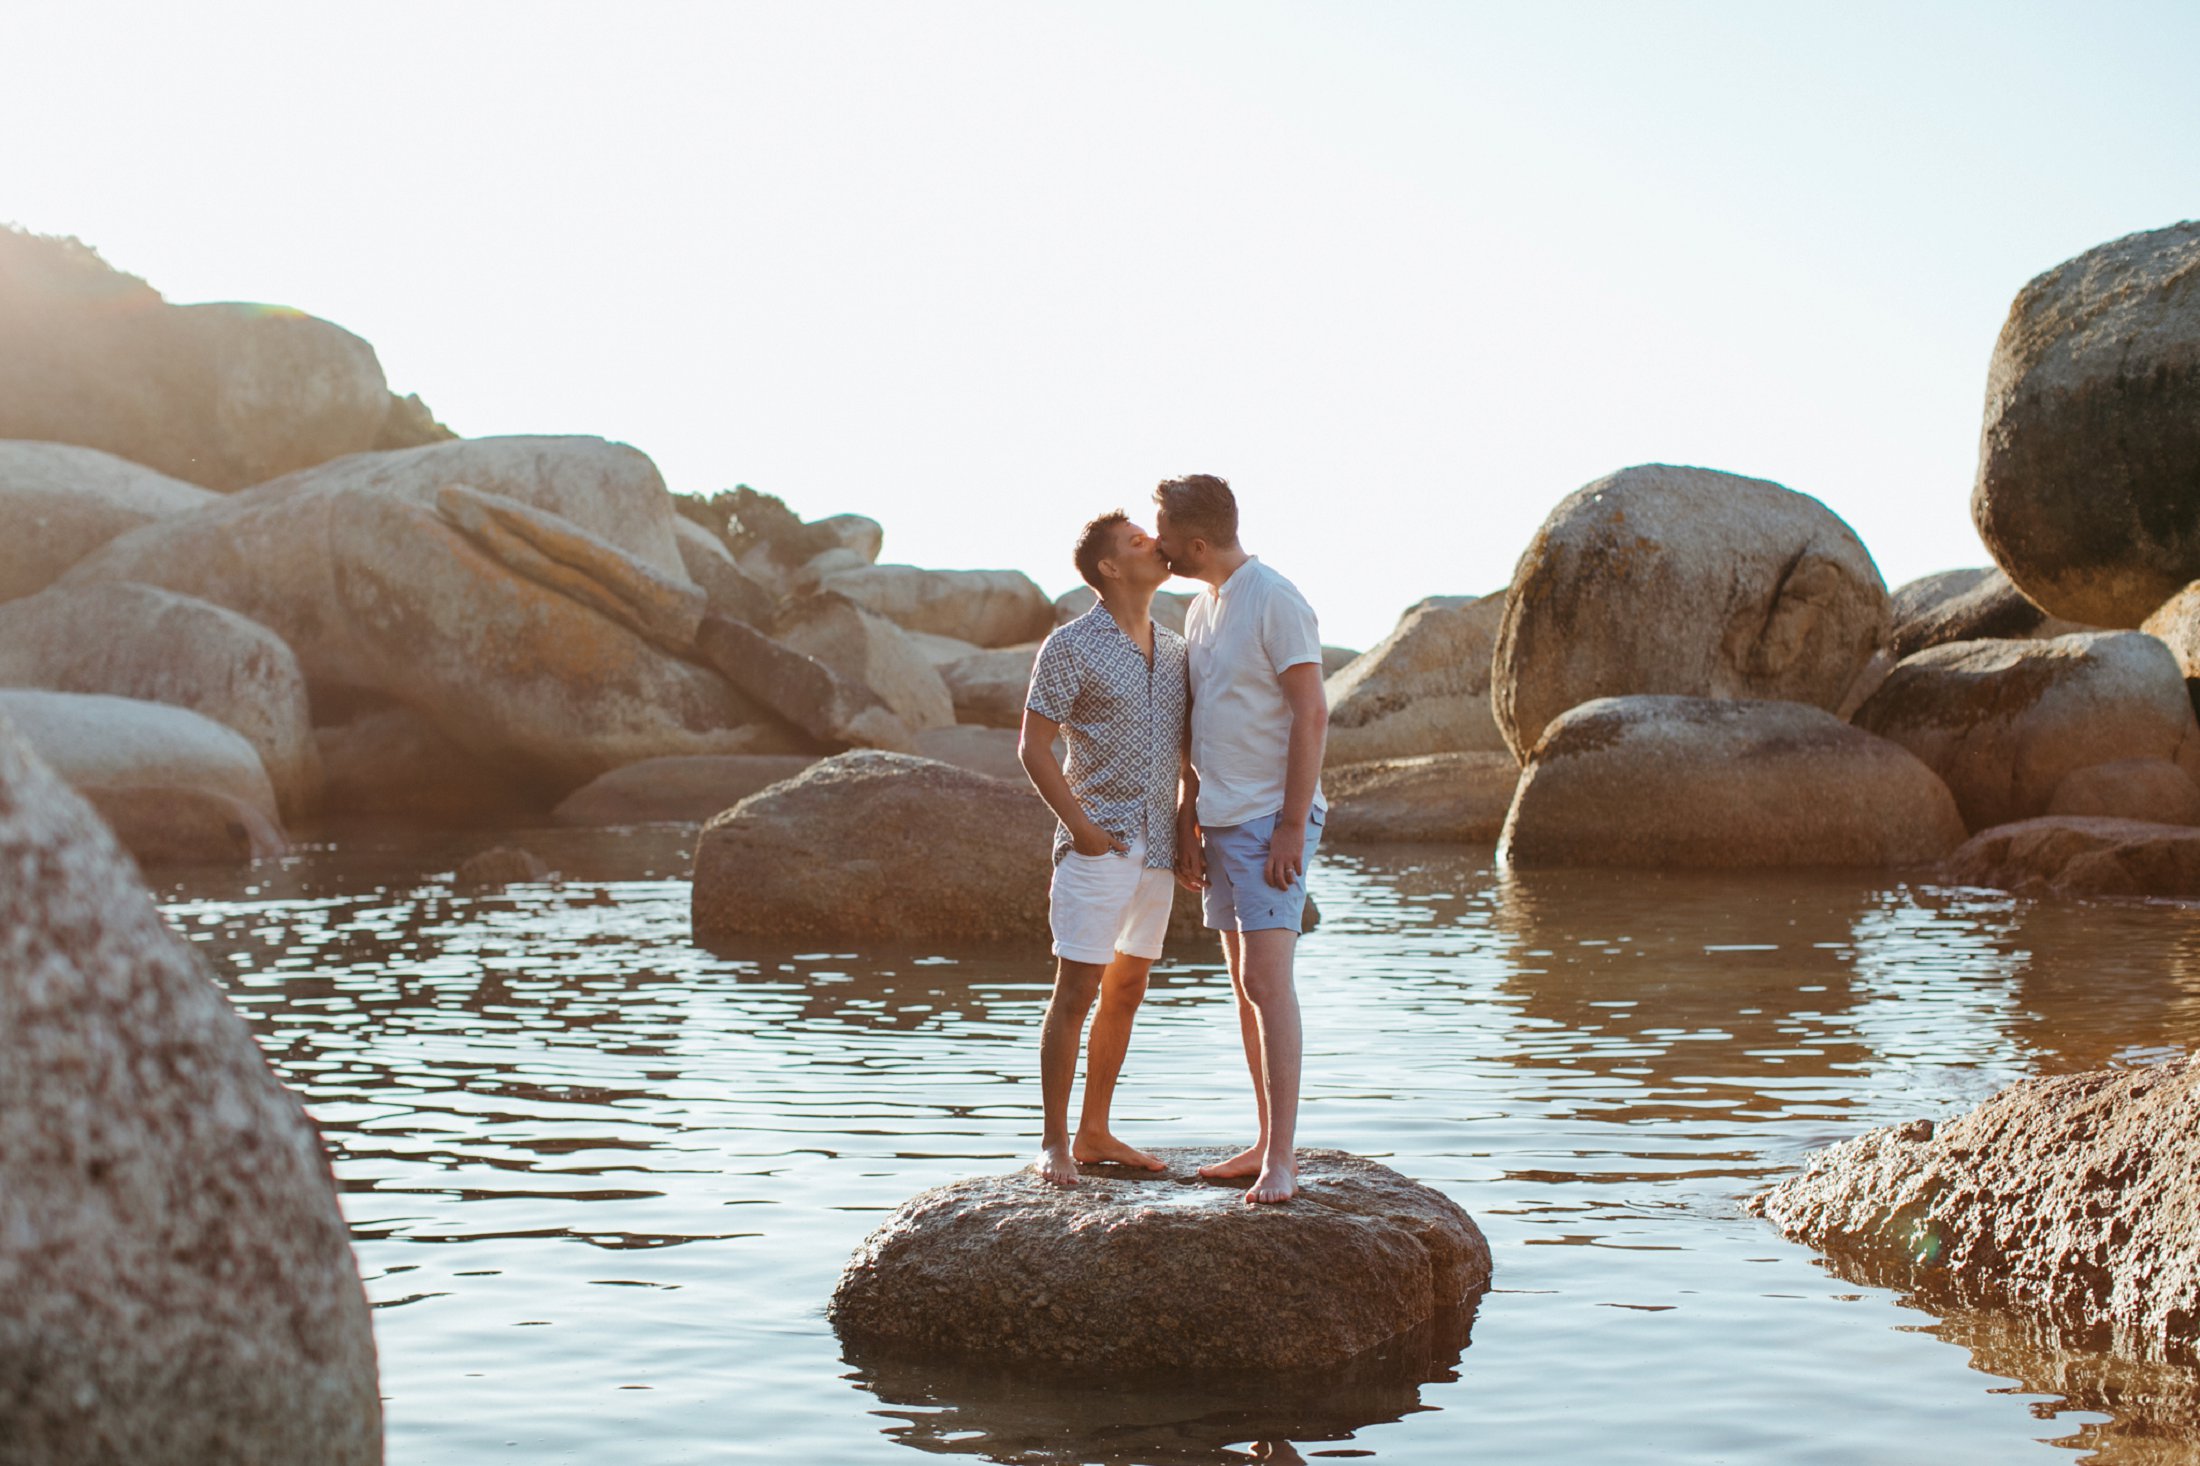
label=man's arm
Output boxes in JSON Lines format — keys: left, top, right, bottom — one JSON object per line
{"left": 1020, "top": 707, "right": 1126, "bottom": 857}
{"left": 1174, "top": 751, "right": 1205, "bottom": 891}
{"left": 1263, "top": 660, "right": 1328, "bottom": 889}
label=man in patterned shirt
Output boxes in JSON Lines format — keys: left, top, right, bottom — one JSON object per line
{"left": 1018, "top": 510, "right": 1191, "bottom": 1186}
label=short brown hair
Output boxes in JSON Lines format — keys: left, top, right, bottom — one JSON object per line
{"left": 1153, "top": 474, "right": 1238, "bottom": 548}
{"left": 1073, "top": 510, "right": 1131, "bottom": 592}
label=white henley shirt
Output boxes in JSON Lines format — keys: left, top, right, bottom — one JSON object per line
{"left": 1183, "top": 556, "right": 1328, "bottom": 828}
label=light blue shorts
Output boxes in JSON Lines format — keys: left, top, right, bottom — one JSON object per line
{"left": 1200, "top": 808, "right": 1324, "bottom": 934}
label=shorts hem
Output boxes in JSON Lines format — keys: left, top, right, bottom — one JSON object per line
{"left": 1051, "top": 941, "right": 1119, "bottom": 965}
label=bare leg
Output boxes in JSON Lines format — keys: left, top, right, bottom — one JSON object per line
{"left": 1236, "top": 928, "right": 1302, "bottom": 1203}
{"left": 1199, "top": 930, "right": 1271, "bottom": 1181}
{"left": 1074, "top": 952, "right": 1164, "bottom": 1169}
{"left": 1036, "top": 957, "right": 1102, "bottom": 1185}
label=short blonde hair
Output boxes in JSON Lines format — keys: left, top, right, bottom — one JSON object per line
{"left": 1153, "top": 474, "right": 1238, "bottom": 548}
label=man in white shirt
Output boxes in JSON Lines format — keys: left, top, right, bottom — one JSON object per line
{"left": 1154, "top": 474, "right": 1328, "bottom": 1205}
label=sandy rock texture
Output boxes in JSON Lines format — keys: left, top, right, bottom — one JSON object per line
{"left": 1750, "top": 1055, "right": 2200, "bottom": 1365}
{"left": 1323, "top": 752, "right": 1520, "bottom": 844}
{"left": 830, "top": 1148, "right": 1489, "bottom": 1373}
{"left": 2046, "top": 758, "right": 2200, "bottom": 825}
{"left": 939, "top": 643, "right": 1042, "bottom": 729}
{"left": 672, "top": 517, "right": 775, "bottom": 627}
{"left": 694, "top": 612, "right": 912, "bottom": 752}
{"left": 818, "top": 564, "right": 1053, "bottom": 648}
{"left": 63, "top": 435, "right": 765, "bottom": 788}
{"left": 2139, "top": 580, "right": 2200, "bottom": 690}
{"left": 693, "top": 751, "right": 1050, "bottom": 942}
{"left": 1494, "top": 464, "right": 1890, "bottom": 762}
{"left": 0, "top": 229, "right": 392, "bottom": 491}
{"left": 770, "top": 593, "right": 954, "bottom": 735}
{"left": 1851, "top": 632, "right": 2200, "bottom": 832}
{"left": 552, "top": 754, "right": 819, "bottom": 826}
{"left": 1498, "top": 695, "right": 1965, "bottom": 869}
{"left": 1942, "top": 816, "right": 2200, "bottom": 899}
{"left": 0, "top": 582, "right": 321, "bottom": 817}
{"left": 0, "top": 723, "right": 379, "bottom": 1459}
{"left": 0, "top": 441, "right": 216, "bottom": 603}
{"left": 1889, "top": 567, "right": 2062, "bottom": 658}
{"left": 1326, "top": 593, "right": 1507, "bottom": 765}
{"left": 1972, "top": 221, "right": 2200, "bottom": 628}
{"left": 0, "top": 689, "right": 279, "bottom": 828}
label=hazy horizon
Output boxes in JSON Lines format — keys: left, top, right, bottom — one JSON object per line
{"left": 5, "top": 1, "right": 2196, "bottom": 647}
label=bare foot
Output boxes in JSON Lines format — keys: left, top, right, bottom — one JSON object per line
{"left": 1034, "top": 1139, "right": 1079, "bottom": 1187}
{"left": 1197, "top": 1144, "right": 1265, "bottom": 1181}
{"left": 1245, "top": 1162, "right": 1297, "bottom": 1204}
{"left": 1073, "top": 1131, "right": 1165, "bottom": 1171}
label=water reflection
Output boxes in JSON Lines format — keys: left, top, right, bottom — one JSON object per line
{"left": 143, "top": 830, "right": 2200, "bottom": 1463}
{"left": 844, "top": 1303, "right": 1475, "bottom": 1465}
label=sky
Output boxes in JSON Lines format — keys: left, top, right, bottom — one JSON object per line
{"left": 3, "top": 1, "right": 2196, "bottom": 648}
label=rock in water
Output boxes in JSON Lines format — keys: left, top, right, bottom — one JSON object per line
{"left": 0, "top": 582, "right": 322, "bottom": 818}
{"left": 1851, "top": 631, "right": 2200, "bottom": 832}
{"left": 0, "top": 689, "right": 281, "bottom": 831}
{"left": 1325, "top": 593, "right": 1509, "bottom": 765}
{"left": 455, "top": 846, "right": 551, "bottom": 885}
{"left": 551, "top": 753, "right": 820, "bottom": 826}
{"left": 1942, "top": 815, "right": 2200, "bottom": 899}
{"left": 1750, "top": 1055, "right": 2200, "bottom": 1364}
{"left": 1494, "top": 464, "right": 1890, "bottom": 762}
{"left": 830, "top": 1148, "right": 1489, "bottom": 1373}
{"left": 1498, "top": 695, "right": 1965, "bottom": 869}
{"left": 1972, "top": 221, "right": 2200, "bottom": 628}
{"left": 0, "top": 441, "right": 216, "bottom": 603}
{"left": 1323, "top": 752, "right": 1519, "bottom": 844}
{"left": 692, "top": 751, "right": 1048, "bottom": 942}
{"left": 0, "top": 723, "right": 379, "bottom": 1459}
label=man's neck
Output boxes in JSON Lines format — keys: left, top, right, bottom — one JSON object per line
{"left": 1196, "top": 546, "right": 1251, "bottom": 589}
{"left": 1099, "top": 580, "right": 1157, "bottom": 636}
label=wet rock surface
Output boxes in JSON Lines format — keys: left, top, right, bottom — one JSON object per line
{"left": 0, "top": 722, "right": 380, "bottom": 1460}
{"left": 1750, "top": 1055, "right": 2200, "bottom": 1366}
{"left": 1941, "top": 815, "right": 2200, "bottom": 899}
{"left": 1494, "top": 464, "right": 1890, "bottom": 761}
{"left": 831, "top": 1148, "right": 1489, "bottom": 1374}
{"left": 1499, "top": 695, "right": 1965, "bottom": 868}
{"left": 1852, "top": 632, "right": 2200, "bottom": 832}
{"left": 1323, "top": 751, "right": 1519, "bottom": 844}
{"left": 1972, "top": 221, "right": 2200, "bottom": 628}
{"left": 1325, "top": 592, "right": 1508, "bottom": 765}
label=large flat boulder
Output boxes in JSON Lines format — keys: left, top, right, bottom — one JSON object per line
{"left": 1942, "top": 815, "right": 2200, "bottom": 899}
{"left": 0, "top": 229, "right": 391, "bottom": 491}
{"left": 939, "top": 643, "right": 1041, "bottom": 729}
{"left": 831, "top": 1148, "right": 1489, "bottom": 1373}
{"left": 0, "top": 721, "right": 379, "bottom": 1458}
{"left": 1323, "top": 752, "right": 1519, "bottom": 844}
{"left": 693, "top": 751, "right": 1046, "bottom": 943}
{"left": 552, "top": 754, "right": 819, "bottom": 826}
{"left": 1494, "top": 464, "right": 1890, "bottom": 762}
{"left": 0, "top": 582, "right": 322, "bottom": 817}
{"left": 1750, "top": 1055, "right": 2200, "bottom": 1364}
{"left": 1851, "top": 631, "right": 2200, "bottom": 832}
{"left": 0, "top": 689, "right": 279, "bottom": 829}
{"left": 821, "top": 564, "right": 1054, "bottom": 647}
{"left": 771, "top": 593, "right": 955, "bottom": 735}
{"left": 1498, "top": 695, "right": 1965, "bottom": 869}
{"left": 0, "top": 440, "right": 216, "bottom": 603}
{"left": 62, "top": 437, "right": 767, "bottom": 788}
{"left": 1326, "top": 593, "right": 1507, "bottom": 765}
{"left": 1972, "top": 221, "right": 2200, "bottom": 628}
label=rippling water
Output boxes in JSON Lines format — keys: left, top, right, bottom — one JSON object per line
{"left": 152, "top": 827, "right": 2200, "bottom": 1464}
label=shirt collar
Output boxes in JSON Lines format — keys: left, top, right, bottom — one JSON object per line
{"left": 1212, "top": 555, "right": 1260, "bottom": 599}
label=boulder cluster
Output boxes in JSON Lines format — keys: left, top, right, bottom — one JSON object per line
{"left": 9, "top": 220, "right": 2200, "bottom": 913}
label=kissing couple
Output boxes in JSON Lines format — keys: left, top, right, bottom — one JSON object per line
{"left": 1017, "top": 474, "right": 1328, "bottom": 1205}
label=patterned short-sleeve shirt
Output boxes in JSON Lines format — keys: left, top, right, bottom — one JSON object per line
{"left": 1024, "top": 603, "right": 1189, "bottom": 869}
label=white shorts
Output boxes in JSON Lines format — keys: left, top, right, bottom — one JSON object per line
{"left": 1049, "top": 834, "right": 1177, "bottom": 964}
